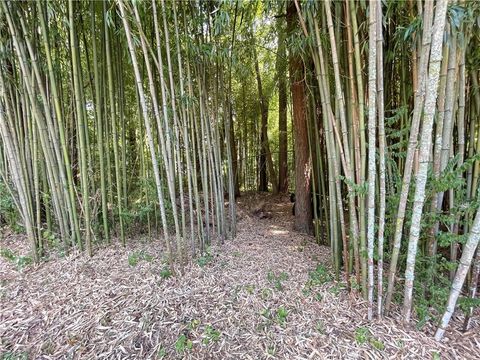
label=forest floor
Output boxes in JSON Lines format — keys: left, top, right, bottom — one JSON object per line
{"left": 1, "top": 193, "right": 479, "bottom": 359}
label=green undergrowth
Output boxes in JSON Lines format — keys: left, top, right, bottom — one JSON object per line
{"left": 128, "top": 250, "right": 154, "bottom": 266}
{"left": 303, "top": 264, "right": 333, "bottom": 297}
{"left": 267, "top": 270, "right": 289, "bottom": 291}
{"left": 0, "top": 248, "right": 33, "bottom": 270}
{"left": 354, "top": 327, "right": 385, "bottom": 350}
{"left": 0, "top": 352, "right": 28, "bottom": 360}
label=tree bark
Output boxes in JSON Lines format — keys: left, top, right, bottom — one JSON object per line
{"left": 277, "top": 16, "right": 288, "bottom": 193}
{"left": 287, "top": 0, "right": 312, "bottom": 234}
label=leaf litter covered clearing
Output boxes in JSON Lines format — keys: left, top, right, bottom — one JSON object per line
{"left": 1, "top": 193, "right": 479, "bottom": 359}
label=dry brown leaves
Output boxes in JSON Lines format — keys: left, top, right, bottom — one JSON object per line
{"left": 1, "top": 193, "right": 479, "bottom": 359}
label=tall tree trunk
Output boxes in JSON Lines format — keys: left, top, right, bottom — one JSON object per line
{"left": 277, "top": 15, "right": 288, "bottom": 193}
{"left": 287, "top": 0, "right": 312, "bottom": 234}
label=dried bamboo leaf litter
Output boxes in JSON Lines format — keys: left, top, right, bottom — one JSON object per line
{"left": 1, "top": 193, "right": 479, "bottom": 359}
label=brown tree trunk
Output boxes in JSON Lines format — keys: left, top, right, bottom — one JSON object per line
{"left": 277, "top": 16, "right": 288, "bottom": 193}
{"left": 287, "top": 0, "right": 312, "bottom": 234}
{"left": 258, "top": 144, "right": 268, "bottom": 192}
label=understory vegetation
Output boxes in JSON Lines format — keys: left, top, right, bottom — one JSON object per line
{"left": 0, "top": 0, "right": 479, "bottom": 346}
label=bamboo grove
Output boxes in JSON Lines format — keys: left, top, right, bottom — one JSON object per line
{"left": 0, "top": 0, "right": 479, "bottom": 340}
{"left": 0, "top": 0, "right": 238, "bottom": 266}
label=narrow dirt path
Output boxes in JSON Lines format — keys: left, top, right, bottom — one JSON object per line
{"left": 0, "top": 193, "right": 478, "bottom": 359}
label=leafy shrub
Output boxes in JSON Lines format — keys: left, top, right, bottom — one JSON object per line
{"left": 0, "top": 180, "right": 20, "bottom": 230}
{"left": 0, "top": 248, "right": 15, "bottom": 261}
{"left": 0, "top": 248, "right": 32, "bottom": 270}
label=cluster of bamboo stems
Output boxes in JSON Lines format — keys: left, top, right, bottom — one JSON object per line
{"left": 293, "top": 0, "right": 479, "bottom": 338}
{"left": 0, "top": 0, "right": 479, "bottom": 340}
{"left": 0, "top": 0, "right": 236, "bottom": 266}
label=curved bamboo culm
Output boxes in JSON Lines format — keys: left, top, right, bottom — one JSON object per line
{"left": 435, "top": 208, "right": 480, "bottom": 340}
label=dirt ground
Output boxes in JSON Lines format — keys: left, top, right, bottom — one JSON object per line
{"left": 1, "top": 193, "right": 479, "bottom": 359}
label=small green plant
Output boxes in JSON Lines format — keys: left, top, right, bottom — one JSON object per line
{"left": 276, "top": 306, "right": 288, "bottom": 327}
{"left": 329, "top": 283, "right": 346, "bottom": 296}
{"left": 315, "top": 320, "right": 325, "bottom": 334}
{"left": 260, "top": 308, "right": 272, "bottom": 319}
{"left": 15, "top": 256, "right": 32, "bottom": 270}
{"left": 267, "top": 270, "right": 275, "bottom": 282}
{"left": 354, "top": 327, "right": 370, "bottom": 344}
{"left": 0, "top": 351, "right": 28, "bottom": 360}
{"left": 302, "top": 288, "right": 311, "bottom": 297}
{"left": 188, "top": 319, "right": 201, "bottom": 330}
{"left": 128, "top": 250, "right": 153, "bottom": 266}
{"left": 432, "top": 352, "right": 441, "bottom": 360}
{"left": 370, "top": 338, "right": 385, "bottom": 350}
{"left": 267, "top": 270, "right": 289, "bottom": 291}
{"left": 0, "top": 249, "right": 32, "bottom": 270}
{"left": 202, "top": 325, "right": 221, "bottom": 344}
{"left": 245, "top": 284, "right": 255, "bottom": 294}
{"left": 42, "top": 230, "right": 59, "bottom": 249}
{"left": 0, "top": 180, "right": 19, "bottom": 229}
{"left": 307, "top": 264, "right": 333, "bottom": 288}
{"left": 128, "top": 254, "right": 139, "bottom": 266}
{"left": 458, "top": 296, "right": 480, "bottom": 314}
{"left": 160, "top": 267, "right": 172, "bottom": 279}
{"left": 197, "top": 249, "right": 213, "bottom": 268}
{"left": 354, "top": 327, "right": 384, "bottom": 350}
{"left": 156, "top": 346, "right": 166, "bottom": 358}
{"left": 175, "top": 334, "right": 193, "bottom": 353}
{"left": 261, "top": 288, "right": 272, "bottom": 300}
{"left": 350, "top": 277, "right": 360, "bottom": 291}
{"left": 0, "top": 248, "right": 15, "bottom": 262}
{"left": 266, "top": 346, "right": 276, "bottom": 356}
